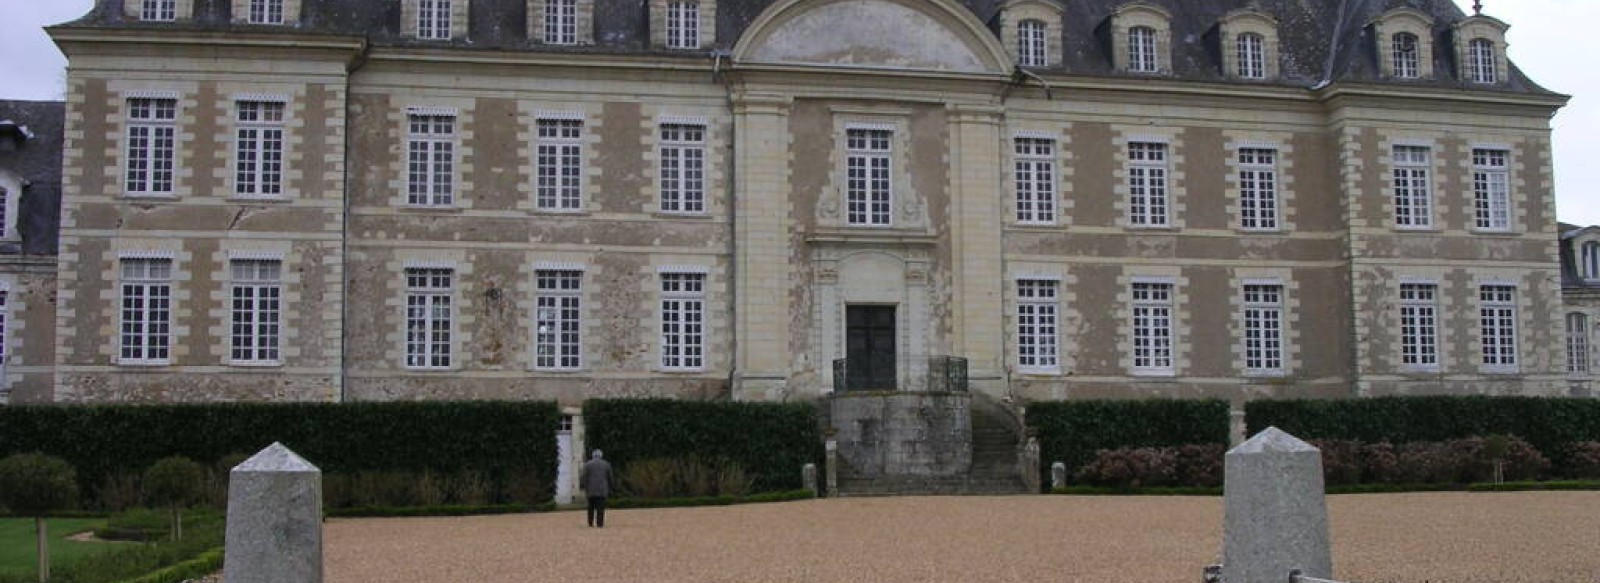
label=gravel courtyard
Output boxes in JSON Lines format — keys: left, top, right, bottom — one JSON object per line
{"left": 325, "top": 492, "right": 1599, "bottom": 583}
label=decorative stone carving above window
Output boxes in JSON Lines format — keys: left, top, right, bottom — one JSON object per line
{"left": 650, "top": 0, "right": 717, "bottom": 50}
{"left": 126, "top": 0, "right": 193, "bottom": 22}
{"left": 1371, "top": 8, "right": 1436, "bottom": 80}
{"left": 401, "top": 0, "right": 469, "bottom": 40}
{"left": 1452, "top": 15, "right": 1509, "bottom": 85}
{"left": 997, "top": 0, "right": 1063, "bottom": 68}
{"left": 1218, "top": 10, "right": 1278, "bottom": 80}
{"left": 1109, "top": 3, "right": 1171, "bottom": 74}
{"left": 530, "top": 0, "right": 595, "bottom": 45}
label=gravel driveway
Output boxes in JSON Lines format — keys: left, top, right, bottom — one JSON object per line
{"left": 324, "top": 492, "right": 1599, "bottom": 583}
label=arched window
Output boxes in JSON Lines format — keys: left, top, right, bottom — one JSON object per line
{"left": 1236, "top": 33, "right": 1265, "bottom": 78}
{"left": 1584, "top": 242, "right": 1600, "bottom": 281}
{"left": 1128, "top": 26, "right": 1157, "bottom": 72}
{"left": 1568, "top": 313, "right": 1591, "bottom": 374}
{"left": 1392, "top": 33, "right": 1420, "bottom": 78}
{"left": 544, "top": 0, "right": 577, "bottom": 44}
{"left": 1018, "top": 19, "right": 1048, "bottom": 67}
{"left": 665, "top": 1, "right": 699, "bottom": 49}
{"left": 1468, "top": 38, "right": 1496, "bottom": 83}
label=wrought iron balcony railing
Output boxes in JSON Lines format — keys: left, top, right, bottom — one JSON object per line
{"left": 831, "top": 355, "right": 969, "bottom": 393}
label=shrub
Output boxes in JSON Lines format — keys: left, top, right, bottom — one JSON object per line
{"left": 584, "top": 399, "right": 821, "bottom": 493}
{"left": 1310, "top": 439, "right": 1364, "bottom": 486}
{"left": 1027, "top": 399, "right": 1230, "bottom": 489}
{"left": 94, "top": 471, "right": 143, "bottom": 512}
{"left": 0, "top": 453, "right": 79, "bottom": 516}
{"left": 1173, "top": 444, "right": 1224, "bottom": 488}
{"left": 144, "top": 456, "right": 207, "bottom": 540}
{"left": 1075, "top": 447, "right": 1178, "bottom": 488}
{"left": 617, "top": 456, "right": 756, "bottom": 499}
{"left": 1565, "top": 442, "right": 1600, "bottom": 479}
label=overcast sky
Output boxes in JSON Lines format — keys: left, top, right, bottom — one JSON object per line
{"left": 1, "top": 0, "right": 1595, "bottom": 225}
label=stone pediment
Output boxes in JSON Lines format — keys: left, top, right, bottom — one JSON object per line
{"left": 734, "top": 0, "right": 1011, "bottom": 74}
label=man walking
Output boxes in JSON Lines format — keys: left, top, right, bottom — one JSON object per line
{"left": 579, "top": 449, "right": 613, "bottom": 528}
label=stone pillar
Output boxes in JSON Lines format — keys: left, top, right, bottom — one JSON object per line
{"left": 1229, "top": 408, "right": 1247, "bottom": 447}
{"left": 946, "top": 104, "right": 1006, "bottom": 397}
{"left": 802, "top": 463, "right": 818, "bottom": 497}
{"left": 1051, "top": 461, "right": 1067, "bottom": 490}
{"left": 730, "top": 92, "right": 794, "bottom": 402}
{"left": 1222, "top": 427, "right": 1331, "bottom": 583}
{"left": 824, "top": 439, "right": 838, "bottom": 495}
{"left": 226, "top": 443, "right": 323, "bottom": 583}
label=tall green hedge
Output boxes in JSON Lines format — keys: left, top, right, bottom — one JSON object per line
{"left": 1025, "top": 399, "right": 1231, "bottom": 481}
{"left": 1245, "top": 396, "right": 1600, "bottom": 469}
{"left": 0, "top": 401, "right": 562, "bottom": 505}
{"left": 582, "top": 399, "right": 821, "bottom": 493}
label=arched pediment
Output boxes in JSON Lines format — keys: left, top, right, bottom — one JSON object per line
{"left": 733, "top": 0, "right": 1012, "bottom": 74}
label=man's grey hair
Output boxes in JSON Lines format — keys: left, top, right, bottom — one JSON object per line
{"left": 591, "top": 449, "right": 603, "bottom": 460}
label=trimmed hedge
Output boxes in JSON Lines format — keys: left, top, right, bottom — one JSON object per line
{"left": 0, "top": 401, "right": 562, "bottom": 506}
{"left": 582, "top": 399, "right": 821, "bottom": 494}
{"left": 1025, "top": 399, "right": 1231, "bottom": 486}
{"left": 1246, "top": 396, "right": 1600, "bottom": 471}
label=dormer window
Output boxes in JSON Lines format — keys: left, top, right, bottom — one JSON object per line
{"left": 1018, "top": 19, "right": 1047, "bottom": 67}
{"left": 1129, "top": 27, "right": 1158, "bottom": 72}
{"left": 1467, "top": 39, "right": 1496, "bottom": 83}
{"left": 666, "top": 1, "right": 699, "bottom": 49}
{"left": 546, "top": 0, "right": 578, "bottom": 44}
{"left": 1584, "top": 242, "right": 1600, "bottom": 281}
{"left": 1452, "top": 15, "right": 1508, "bottom": 85}
{"left": 651, "top": 0, "right": 715, "bottom": 50}
{"left": 1111, "top": 4, "right": 1171, "bottom": 74}
{"left": 1237, "top": 33, "right": 1265, "bottom": 79}
{"left": 1393, "top": 33, "right": 1420, "bottom": 78}
{"left": 248, "top": 0, "right": 284, "bottom": 24}
{"left": 143, "top": 0, "right": 177, "bottom": 21}
{"left": 417, "top": 0, "right": 452, "bottom": 40}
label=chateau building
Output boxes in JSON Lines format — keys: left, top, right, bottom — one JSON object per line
{"left": 7, "top": 0, "right": 1576, "bottom": 408}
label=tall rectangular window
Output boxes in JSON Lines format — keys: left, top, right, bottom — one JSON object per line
{"left": 1016, "top": 279, "right": 1059, "bottom": 371}
{"left": 535, "top": 269, "right": 583, "bottom": 370}
{"left": 845, "top": 128, "right": 892, "bottom": 226}
{"left": 1014, "top": 137, "right": 1056, "bottom": 224}
{"left": 545, "top": 0, "right": 577, "bottom": 44}
{"left": 666, "top": 1, "right": 699, "bottom": 49}
{"left": 660, "top": 271, "right": 705, "bottom": 370}
{"left": 1584, "top": 242, "right": 1600, "bottom": 281}
{"left": 1567, "top": 313, "right": 1590, "bottom": 375}
{"left": 142, "top": 0, "right": 176, "bottom": 21}
{"left": 1479, "top": 284, "right": 1518, "bottom": 370}
{"left": 126, "top": 98, "right": 177, "bottom": 195}
{"left": 235, "top": 100, "right": 286, "bottom": 198}
{"left": 248, "top": 0, "right": 284, "bottom": 24}
{"left": 0, "top": 291, "right": 9, "bottom": 373}
{"left": 406, "top": 113, "right": 455, "bottom": 207}
{"left": 1399, "top": 283, "right": 1438, "bottom": 370}
{"left": 1472, "top": 148, "right": 1511, "bottom": 231}
{"left": 1242, "top": 283, "right": 1285, "bottom": 375}
{"left": 1127, "top": 142, "right": 1169, "bottom": 227}
{"left": 230, "top": 259, "right": 282, "bottom": 364}
{"left": 536, "top": 119, "right": 584, "bottom": 211}
{"left": 659, "top": 123, "right": 706, "bottom": 213}
{"left": 1128, "top": 26, "right": 1157, "bottom": 72}
{"left": 1392, "top": 33, "right": 1420, "bottom": 78}
{"left": 417, "top": 0, "right": 452, "bottom": 39}
{"left": 1392, "top": 145, "right": 1432, "bottom": 228}
{"left": 1238, "top": 147, "right": 1278, "bottom": 230}
{"left": 405, "top": 268, "right": 453, "bottom": 369}
{"left": 1131, "top": 281, "right": 1173, "bottom": 374}
{"left": 1017, "top": 20, "right": 1047, "bottom": 67}
{"left": 120, "top": 258, "right": 173, "bottom": 364}
{"left": 1468, "top": 39, "right": 1497, "bottom": 84}
{"left": 1236, "top": 33, "right": 1265, "bottom": 79}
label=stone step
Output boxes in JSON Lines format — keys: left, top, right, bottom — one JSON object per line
{"left": 835, "top": 475, "right": 1029, "bottom": 496}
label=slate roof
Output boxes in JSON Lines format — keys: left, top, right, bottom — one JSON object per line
{"left": 59, "top": 0, "right": 1556, "bottom": 94}
{"left": 0, "top": 100, "right": 63, "bottom": 256}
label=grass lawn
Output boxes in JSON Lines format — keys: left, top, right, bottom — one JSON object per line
{"left": 0, "top": 517, "right": 125, "bottom": 579}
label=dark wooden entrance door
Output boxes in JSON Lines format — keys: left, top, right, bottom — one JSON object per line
{"left": 845, "top": 305, "right": 897, "bottom": 390}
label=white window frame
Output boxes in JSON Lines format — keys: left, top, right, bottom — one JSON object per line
{"left": 142, "top": 0, "right": 177, "bottom": 21}
{"left": 1478, "top": 284, "right": 1518, "bottom": 372}
{"left": 1242, "top": 282, "right": 1285, "bottom": 376}
{"left": 248, "top": 0, "right": 285, "bottom": 24}
{"left": 665, "top": 1, "right": 699, "bottom": 49}
{"left": 845, "top": 127, "right": 893, "bottom": 227}
{"left": 406, "top": 112, "right": 456, "bottom": 207}
{"left": 1128, "top": 26, "right": 1158, "bottom": 73}
{"left": 1016, "top": 278, "right": 1060, "bottom": 373}
{"left": 1130, "top": 280, "right": 1174, "bottom": 375}
{"left": 1393, "top": 33, "right": 1420, "bottom": 78}
{"left": 545, "top": 0, "right": 577, "bottom": 44}
{"left": 1127, "top": 141, "right": 1169, "bottom": 228}
{"left": 235, "top": 100, "right": 287, "bottom": 199}
{"left": 404, "top": 267, "right": 454, "bottom": 370}
{"left": 0, "top": 187, "right": 13, "bottom": 241}
{"left": 1391, "top": 145, "right": 1433, "bottom": 229}
{"left": 119, "top": 257, "right": 174, "bottom": 366}
{"left": 1472, "top": 148, "right": 1511, "bottom": 232}
{"left": 1583, "top": 242, "right": 1600, "bottom": 281}
{"left": 1567, "top": 313, "right": 1590, "bottom": 376}
{"left": 229, "top": 258, "right": 282, "bottom": 366}
{"left": 659, "top": 270, "right": 706, "bottom": 371}
{"left": 534, "top": 268, "right": 583, "bottom": 371}
{"left": 536, "top": 118, "right": 585, "bottom": 212}
{"left": 125, "top": 97, "right": 178, "bottom": 196}
{"left": 1238, "top": 147, "right": 1279, "bottom": 231}
{"left": 417, "top": 0, "right": 452, "bottom": 40}
{"left": 1468, "top": 38, "right": 1497, "bottom": 84}
{"left": 1398, "top": 282, "right": 1439, "bottom": 371}
{"left": 1018, "top": 19, "right": 1048, "bottom": 68}
{"left": 1013, "top": 136, "right": 1056, "bottom": 225}
{"left": 659, "top": 123, "right": 706, "bottom": 214}
{"left": 1236, "top": 33, "right": 1265, "bottom": 79}
{"left": 0, "top": 288, "right": 9, "bottom": 379}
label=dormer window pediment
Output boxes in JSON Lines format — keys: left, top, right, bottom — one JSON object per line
{"left": 1218, "top": 10, "right": 1279, "bottom": 81}
{"left": 1110, "top": 3, "right": 1172, "bottom": 75}
{"left": 1371, "top": 8, "right": 1436, "bottom": 80}
{"left": 1453, "top": 15, "right": 1510, "bottom": 85}
{"left": 998, "top": 0, "right": 1064, "bottom": 69}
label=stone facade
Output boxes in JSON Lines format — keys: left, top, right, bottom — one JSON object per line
{"left": 22, "top": 0, "right": 1577, "bottom": 410}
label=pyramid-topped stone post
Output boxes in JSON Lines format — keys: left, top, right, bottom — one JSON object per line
{"left": 1222, "top": 427, "right": 1331, "bottom": 583}
{"left": 225, "top": 443, "right": 323, "bottom": 583}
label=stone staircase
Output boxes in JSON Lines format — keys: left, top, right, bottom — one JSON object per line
{"left": 835, "top": 396, "right": 1030, "bottom": 496}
